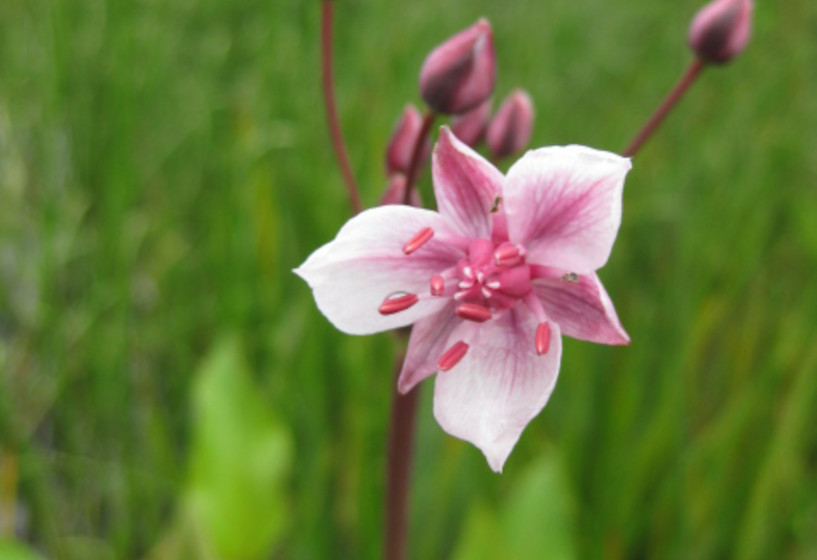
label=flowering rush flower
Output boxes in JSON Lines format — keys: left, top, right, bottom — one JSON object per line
{"left": 295, "top": 127, "right": 632, "bottom": 472}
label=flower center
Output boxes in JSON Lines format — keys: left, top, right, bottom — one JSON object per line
{"left": 451, "top": 239, "right": 531, "bottom": 318}
{"left": 378, "top": 228, "right": 554, "bottom": 368}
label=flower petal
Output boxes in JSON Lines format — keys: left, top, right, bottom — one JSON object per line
{"left": 503, "top": 146, "right": 631, "bottom": 273}
{"left": 532, "top": 268, "right": 629, "bottom": 345}
{"left": 397, "top": 300, "right": 461, "bottom": 394}
{"left": 294, "top": 206, "right": 462, "bottom": 335}
{"left": 433, "top": 306, "right": 562, "bottom": 472}
{"left": 432, "top": 126, "right": 504, "bottom": 239}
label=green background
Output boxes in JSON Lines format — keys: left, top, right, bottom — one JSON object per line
{"left": 1, "top": 0, "right": 816, "bottom": 558}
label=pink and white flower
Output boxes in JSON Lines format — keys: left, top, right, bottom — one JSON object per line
{"left": 295, "top": 127, "right": 631, "bottom": 472}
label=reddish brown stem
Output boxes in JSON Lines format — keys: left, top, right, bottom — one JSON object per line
{"left": 321, "top": 1, "right": 363, "bottom": 215}
{"left": 385, "top": 107, "right": 432, "bottom": 551}
{"left": 622, "top": 59, "right": 706, "bottom": 158}
{"left": 402, "top": 111, "right": 436, "bottom": 205}
{"left": 385, "top": 352, "right": 420, "bottom": 560}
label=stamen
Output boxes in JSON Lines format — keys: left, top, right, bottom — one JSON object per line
{"left": 524, "top": 292, "right": 548, "bottom": 322}
{"left": 463, "top": 266, "right": 474, "bottom": 279}
{"left": 402, "top": 227, "right": 435, "bottom": 255}
{"left": 458, "top": 279, "right": 475, "bottom": 290}
{"left": 378, "top": 292, "right": 419, "bottom": 315}
{"left": 481, "top": 286, "right": 492, "bottom": 299}
{"left": 438, "top": 341, "right": 469, "bottom": 372}
{"left": 456, "top": 303, "right": 492, "bottom": 323}
{"left": 486, "top": 280, "right": 501, "bottom": 290}
{"left": 430, "top": 275, "right": 445, "bottom": 296}
{"left": 535, "top": 322, "right": 551, "bottom": 355}
{"left": 494, "top": 244, "right": 521, "bottom": 267}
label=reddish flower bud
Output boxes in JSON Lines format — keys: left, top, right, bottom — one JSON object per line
{"left": 688, "top": 0, "right": 752, "bottom": 64}
{"left": 486, "top": 90, "right": 534, "bottom": 160}
{"left": 385, "top": 105, "right": 430, "bottom": 175}
{"left": 451, "top": 99, "right": 491, "bottom": 147}
{"left": 419, "top": 19, "right": 496, "bottom": 115}
{"left": 380, "top": 173, "right": 423, "bottom": 207}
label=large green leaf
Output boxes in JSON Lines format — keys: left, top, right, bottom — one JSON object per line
{"left": 184, "top": 335, "right": 293, "bottom": 559}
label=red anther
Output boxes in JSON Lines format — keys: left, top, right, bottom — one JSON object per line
{"left": 430, "top": 274, "right": 445, "bottom": 296}
{"left": 535, "top": 322, "right": 551, "bottom": 355}
{"left": 403, "top": 227, "right": 434, "bottom": 255}
{"left": 438, "top": 341, "right": 470, "bottom": 372}
{"left": 494, "top": 244, "right": 521, "bottom": 267}
{"left": 456, "top": 303, "right": 492, "bottom": 322}
{"left": 378, "top": 293, "right": 419, "bottom": 315}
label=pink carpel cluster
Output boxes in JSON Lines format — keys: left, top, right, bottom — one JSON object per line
{"left": 296, "top": 127, "right": 632, "bottom": 471}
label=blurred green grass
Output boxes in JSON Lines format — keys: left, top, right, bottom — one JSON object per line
{"left": 1, "top": 0, "right": 817, "bottom": 558}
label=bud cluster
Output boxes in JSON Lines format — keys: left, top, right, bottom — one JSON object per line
{"left": 380, "top": 2, "right": 753, "bottom": 204}
{"left": 381, "top": 19, "right": 541, "bottom": 205}
{"left": 416, "top": 20, "right": 534, "bottom": 160}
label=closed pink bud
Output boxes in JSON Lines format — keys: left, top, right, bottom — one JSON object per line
{"left": 380, "top": 173, "right": 423, "bottom": 207}
{"left": 419, "top": 19, "right": 496, "bottom": 115}
{"left": 451, "top": 99, "right": 492, "bottom": 147}
{"left": 688, "top": 0, "right": 752, "bottom": 64}
{"left": 385, "top": 105, "right": 429, "bottom": 175}
{"left": 486, "top": 90, "right": 534, "bottom": 160}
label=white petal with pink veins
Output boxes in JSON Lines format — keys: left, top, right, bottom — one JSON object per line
{"left": 398, "top": 301, "right": 461, "bottom": 394}
{"left": 432, "top": 127, "right": 504, "bottom": 239}
{"left": 532, "top": 268, "right": 629, "bottom": 345}
{"left": 503, "top": 146, "right": 631, "bottom": 273}
{"left": 294, "top": 206, "right": 462, "bottom": 335}
{"left": 433, "top": 306, "right": 562, "bottom": 472}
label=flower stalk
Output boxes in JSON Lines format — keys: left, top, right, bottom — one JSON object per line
{"left": 389, "top": 109, "right": 435, "bottom": 559}
{"left": 622, "top": 59, "right": 705, "bottom": 158}
{"left": 402, "top": 111, "right": 437, "bottom": 205}
{"left": 385, "top": 351, "right": 420, "bottom": 560}
{"left": 321, "top": 0, "right": 363, "bottom": 214}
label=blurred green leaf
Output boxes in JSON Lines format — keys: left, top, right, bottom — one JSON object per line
{"left": 182, "top": 335, "right": 293, "bottom": 559}
{"left": 452, "top": 452, "right": 576, "bottom": 560}
{"left": 450, "top": 502, "right": 504, "bottom": 560}
{"left": 0, "top": 540, "right": 47, "bottom": 560}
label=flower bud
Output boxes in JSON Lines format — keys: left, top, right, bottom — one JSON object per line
{"left": 450, "top": 99, "right": 491, "bottom": 147}
{"left": 688, "top": 0, "right": 752, "bottom": 64}
{"left": 419, "top": 19, "right": 496, "bottom": 115}
{"left": 380, "top": 173, "right": 423, "bottom": 207}
{"left": 385, "top": 105, "right": 430, "bottom": 175}
{"left": 486, "top": 90, "right": 534, "bottom": 160}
